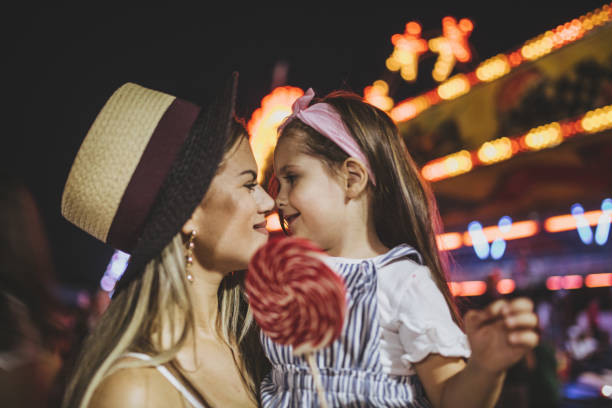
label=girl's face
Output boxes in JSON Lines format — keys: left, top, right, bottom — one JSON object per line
{"left": 188, "top": 137, "right": 275, "bottom": 273}
{"left": 274, "top": 136, "right": 348, "bottom": 253}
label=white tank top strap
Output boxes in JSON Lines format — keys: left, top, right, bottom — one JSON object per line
{"left": 123, "top": 352, "right": 206, "bottom": 408}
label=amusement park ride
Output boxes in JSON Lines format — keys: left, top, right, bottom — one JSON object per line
{"left": 103, "top": 3, "right": 612, "bottom": 299}
{"left": 246, "top": 3, "right": 612, "bottom": 297}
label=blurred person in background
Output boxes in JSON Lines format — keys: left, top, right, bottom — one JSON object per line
{"left": 0, "top": 171, "right": 67, "bottom": 407}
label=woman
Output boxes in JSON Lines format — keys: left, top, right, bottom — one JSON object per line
{"left": 61, "top": 73, "right": 275, "bottom": 407}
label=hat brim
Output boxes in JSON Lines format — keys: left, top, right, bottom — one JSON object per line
{"left": 115, "top": 72, "right": 239, "bottom": 293}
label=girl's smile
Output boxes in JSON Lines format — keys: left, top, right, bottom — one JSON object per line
{"left": 282, "top": 211, "right": 300, "bottom": 227}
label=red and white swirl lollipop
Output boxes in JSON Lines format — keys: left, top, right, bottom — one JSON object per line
{"left": 246, "top": 236, "right": 346, "bottom": 353}
{"left": 246, "top": 236, "right": 347, "bottom": 407}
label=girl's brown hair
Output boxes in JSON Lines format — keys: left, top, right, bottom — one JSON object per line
{"left": 277, "top": 91, "right": 462, "bottom": 326}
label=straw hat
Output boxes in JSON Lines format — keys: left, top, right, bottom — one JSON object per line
{"left": 61, "top": 72, "right": 238, "bottom": 292}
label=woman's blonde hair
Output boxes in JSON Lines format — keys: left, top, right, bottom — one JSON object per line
{"left": 62, "top": 118, "right": 269, "bottom": 408}
{"left": 278, "top": 91, "right": 463, "bottom": 326}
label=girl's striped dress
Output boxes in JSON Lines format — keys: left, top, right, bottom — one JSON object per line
{"left": 260, "top": 244, "right": 435, "bottom": 407}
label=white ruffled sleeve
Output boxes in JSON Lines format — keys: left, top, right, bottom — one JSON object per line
{"left": 396, "top": 265, "right": 471, "bottom": 365}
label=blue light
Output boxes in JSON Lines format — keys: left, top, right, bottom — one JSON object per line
{"left": 595, "top": 198, "right": 612, "bottom": 246}
{"left": 498, "top": 216, "right": 512, "bottom": 233}
{"left": 571, "top": 203, "right": 584, "bottom": 216}
{"left": 468, "top": 221, "right": 490, "bottom": 260}
{"left": 489, "top": 216, "right": 511, "bottom": 260}
{"left": 571, "top": 203, "right": 593, "bottom": 245}
{"left": 490, "top": 238, "right": 506, "bottom": 260}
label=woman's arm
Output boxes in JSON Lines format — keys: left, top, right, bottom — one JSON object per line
{"left": 415, "top": 298, "right": 539, "bottom": 408}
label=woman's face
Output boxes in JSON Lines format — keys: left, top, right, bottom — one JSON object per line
{"left": 186, "top": 137, "right": 274, "bottom": 273}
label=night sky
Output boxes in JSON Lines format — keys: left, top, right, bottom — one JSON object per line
{"left": 3, "top": 1, "right": 608, "bottom": 291}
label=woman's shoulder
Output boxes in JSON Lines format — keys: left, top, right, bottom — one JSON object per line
{"left": 89, "top": 361, "right": 182, "bottom": 408}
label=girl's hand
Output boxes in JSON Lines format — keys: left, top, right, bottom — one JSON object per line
{"left": 464, "top": 297, "right": 539, "bottom": 374}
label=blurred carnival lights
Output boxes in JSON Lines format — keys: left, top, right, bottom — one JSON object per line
{"left": 363, "top": 80, "right": 394, "bottom": 112}
{"left": 390, "top": 4, "right": 612, "bottom": 122}
{"left": 429, "top": 17, "right": 474, "bottom": 82}
{"left": 248, "top": 86, "right": 304, "bottom": 182}
{"left": 595, "top": 198, "right": 612, "bottom": 245}
{"left": 436, "top": 74, "right": 471, "bottom": 100}
{"left": 490, "top": 216, "right": 512, "bottom": 260}
{"left": 475, "top": 54, "right": 511, "bottom": 82}
{"left": 602, "top": 384, "right": 612, "bottom": 398}
{"left": 572, "top": 203, "right": 594, "bottom": 245}
{"left": 100, "top": 250, "right": 130, "bottom": 294}
{"left": 421, "top": 105, "right": 612, "bottom": 182}
{"left": 497, "top": 279, "right": 516, "bottom": 295}
{"left": 468, "top": 221, "right": 490, "bottom": 260}
{"left": 386, "top": 21, "right": 428, "bottom": 82}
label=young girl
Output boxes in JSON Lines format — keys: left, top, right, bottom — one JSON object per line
{"left": 263, "top": 88, "right": 539, "bottom": 407}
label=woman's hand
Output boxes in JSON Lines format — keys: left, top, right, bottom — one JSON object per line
{"left": 464, "top": 297, "right": 539, "bottom": 375}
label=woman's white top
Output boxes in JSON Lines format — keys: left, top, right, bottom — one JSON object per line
{"left": 124, "top": 352, "right": 205, "bottom": 408}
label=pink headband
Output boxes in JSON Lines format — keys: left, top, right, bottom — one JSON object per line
{"left": 278, "top": 88, "right": 376, "bottom": 185}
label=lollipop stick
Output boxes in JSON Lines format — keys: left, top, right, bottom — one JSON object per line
{"left": 306, "top": 353, "right": 329, "bottom": 408}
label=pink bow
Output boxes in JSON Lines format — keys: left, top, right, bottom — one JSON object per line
{"left": 278, "top": 88, "right": 376, "bottom": 185}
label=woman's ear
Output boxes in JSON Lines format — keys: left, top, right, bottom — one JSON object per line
{"left": 181, "top": 217, "right": 196, "bottom": 235}
{"left": 343, "top": 158, "right": 369, "bottom": 199}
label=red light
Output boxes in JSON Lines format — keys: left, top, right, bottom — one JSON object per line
{"left": 508, "top": 51, "right": 523, "bottom": 67}
{"left": 441, "top": 16, "right": 473, "bottom": 63}
{"left": 563, "top": 275, "right": 583, "bottom": 289}
{"left": 497, "top": 279, "right": 516, "bottom": 294}
{"left": 585, "top": 273, "right": 612, "bottom": 288}
{"left": 544, "top": 210, "right": 604, "bottom": 232}
{"left": 406, "top": 21, "right": 422, "bottom": 36}
{"left": 459, "top": 18, "right": 473, "bottom": 32}
{"left": 448, "top": 281, "right": 462, "bottom": 296}
{"left": 546, "top": 276, "right": 562, "bottom": 290}
{"left": 460, "top": 281, "right": 487, "bottom": 296}
{"left": 436, "top": 232, "right": 463, "bottom": 251}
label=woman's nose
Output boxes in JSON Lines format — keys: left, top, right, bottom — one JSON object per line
{"left": 256, "top": 185, "right": 275, "bottom": 213}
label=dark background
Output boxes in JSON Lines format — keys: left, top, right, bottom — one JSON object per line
{"left": 3, "top": 1, "right": 608, "bottom": 291}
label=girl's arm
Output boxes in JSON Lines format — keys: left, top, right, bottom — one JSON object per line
{"left": 414, "top": 298, "right": 539, "bottom": 408}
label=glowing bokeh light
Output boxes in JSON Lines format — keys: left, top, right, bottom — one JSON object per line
{"left": 387, "top": 22, "right": 429, "bottom": 82}
{"left": 460, "top": 280, "right": 488, "bottom": 296}
{"left": 468, "top": 221, "right": 490, "bottom": 259}
{"left": 429, "top": 16, "right": 474, "bottom": 82}
{"left": 572, "top": 203, "right": 594, "bottom": 244}
{"left": 463, "top": 220, "right": 539, "bottom": 246}
{"left": 364, "top": 80, "right": 394, "bottom": 112}
{"left": 248, "top": 86, "right": 304, "bottom": 181}
{"left": 585, "top": 273, "right": 612, "bottom": 288}
{"left": 437, "top": 74, "right": 471, "bottom": 100}
{"left": 497, "top": 279, "right": 516, "bottom": 294}
{"left": 436, "top": 232, "right": 463, "bottom": 251}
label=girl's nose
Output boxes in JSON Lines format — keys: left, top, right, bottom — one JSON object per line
{"left": 275, "top": 190, "right": 288, "bottom": 209}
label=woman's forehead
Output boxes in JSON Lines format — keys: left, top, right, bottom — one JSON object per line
{"left": 221, "top": 137, "right": 257, "bottom": 174}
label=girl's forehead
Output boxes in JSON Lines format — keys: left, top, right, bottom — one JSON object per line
{"left": 274, "top": 137, "right": 302, "bottom": 162}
